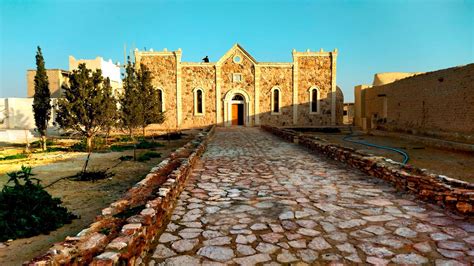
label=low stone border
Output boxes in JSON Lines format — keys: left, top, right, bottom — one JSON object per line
{"left": 27, "top": 126, "right": 215, "bottom": 265}
{"left": 262, "top": 125, "right": 474, "bottom": 215}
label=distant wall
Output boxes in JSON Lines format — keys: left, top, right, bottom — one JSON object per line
{"left": 343, "top": 103, "right": 354, "bottom": 125}
{"left": 27, "top": 69, "right": 69, "bottom": 98}
{"left": 0, "top": 98, "right": 57, "bottom": 130}
{"left": 356, "top": 64, "right": 474, "bottom": 143}
{"left": 69, "top": 56, "right": 122, "bottom": 95}
{"left": 372, "top": 72, "right": 422, "bottom": 86}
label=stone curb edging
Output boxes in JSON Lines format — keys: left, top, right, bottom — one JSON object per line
{"left": 27, "top": 126, "right": 215, "bottom": 265}
{"left": 261, "top": 125, "right": 474, "bottom": 215}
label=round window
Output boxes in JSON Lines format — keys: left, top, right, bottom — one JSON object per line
{"left": 233, "top": 55, "right": 242, "bottom": 63}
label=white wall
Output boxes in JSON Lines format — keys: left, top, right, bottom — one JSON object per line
{"left": 100, "top": 58, "right": 122, "bottom": 84}
{"left": 0, "top": 98, "right": 57, "bottom": 130}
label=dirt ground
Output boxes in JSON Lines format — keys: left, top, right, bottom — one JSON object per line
{"left": 301, "top": 130, "right": 474, "bottom": 183}
{"left": 0, "top": 132, "right": 196, "bottom": 266}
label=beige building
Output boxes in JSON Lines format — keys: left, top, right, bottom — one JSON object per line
{"left": 69, "top": 56, "right": 122, "bottom": 94}
{"left": 136, "top": 44, "right": 342, "bottom": 130}
{"left": 343, "top": 103, "right": 354, "bottom": 125}
{"left": 26, "top": 56, "right": 122, "bottom": 98}
{"left": 354, "top": 64, "right": 474, "bottom": 143}
{"left": 26, "top": 69, "right": 69, "bottom": 97}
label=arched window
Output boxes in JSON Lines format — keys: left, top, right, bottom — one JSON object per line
{"left": 232, "top": 94, "right": 244, "bottom": 101}
{"left": 271, "top": 87, "right": 281, "bottom": 115}
{"left": 193, "top": 88, "right": 205, "bottom": 116}
{"left": 157, "top": 88, "right": 165, "bottom": 112}
{"left": 309, "top": 86, "right": 320, "bottom": 114}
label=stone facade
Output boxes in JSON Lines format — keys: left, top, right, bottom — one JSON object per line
{"left": 135, "top": 44, "right": 342, "bottom": 130}
{"left": 354, "top": 64, "right": 474, "bottom": 143}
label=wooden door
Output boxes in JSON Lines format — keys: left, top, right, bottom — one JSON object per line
{"left": 232, "top": 104, "right": 239, "bottom": 125}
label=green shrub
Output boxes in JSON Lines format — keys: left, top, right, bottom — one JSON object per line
{"left": 33, "top": 146, "right": 70, "bottom": 153}
{"left": 31, "top": 139, "right": 54, "bottom": 148}
{"left": 110, "top": 144, "right": 135, "bottom": 152}
{"left": 136, "top": 140, "right": 164, "bottom": 149}
{"left": 70, "top": 140, "right": 87, "bottom": 152}
{"left": 157, "top": 132, "right": 183, "bottom": 140}
{"left": 0, "top": 166, "right": 77, "bottom": 241}
{"left": 116, "top": 136, "right": 133, "bottom": 142}
{"left": 46, "top": 147, "right": 70, "bottom": 152}
{"left": 137, "top": 151, "right": 161, "bottom": 162}
{"left": 70, "top": 138, "right": 108, "bottom": 152}
{"left": 0, "top": 154, "right": 28, "bottom": 161}
{"left": 119, "top": 155, "right": 133, "bottom": 161}
{"left": 70, "top": 170, "right": 114, "bottom": 181}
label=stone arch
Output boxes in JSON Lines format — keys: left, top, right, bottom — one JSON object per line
{"left": 223, "top": 89, "right": 252, "bottom": 127}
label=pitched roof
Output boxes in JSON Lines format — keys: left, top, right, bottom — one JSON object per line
{"left": 217, "top": 43, "right": 257, "bottom": 65}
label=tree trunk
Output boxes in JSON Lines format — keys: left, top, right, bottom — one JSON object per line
{"left": 129, "top": 128, "right": 133, "bottom": 139}
{"left": 105, "top": 129, "right": 110, "bottom": 146}
{"left": 24, "top": 129, "right": 30, "bottom": 154}
{"left": 86, "top": 136, "right": 93, "bottom": 152}
{"left": 82, "top": 151, "right": 91, "bottom": 174}
{"left": 142, "top": 126, "right": 146, "bottom": 138}
{"left": 41, "top": 135, "right": 47, "bottom": 151}
{"left": 133, "top": 144, "right": 137, "bottom": 161}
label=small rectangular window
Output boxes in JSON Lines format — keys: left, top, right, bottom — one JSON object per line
{"left": 232, "top": 73, "right": 242, "bottom": 83}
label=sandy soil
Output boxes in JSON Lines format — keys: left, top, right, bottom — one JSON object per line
{"left": 0, "top": 134, "right": 195, "bottom": 266}
{"left": 303, "top": 131, "right": 474, "bottom": 183}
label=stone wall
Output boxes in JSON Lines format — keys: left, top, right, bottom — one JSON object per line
{"left": 262, "top": 125, "right": 474, "bottom": 215}
{"left": 359, "top": 64, "right": 474, "bottom": 143}
{"left": 335, "top": 86, "right": 344, "bottom": 125}
{"left": 259, "top": 66, "right": 293, "bottom": 126}
{"left": 181, "top": 65, "right": 217, "bottom": 129}
{"left": 219, "top": 50, "right": 256, "bottom": 125}
{"left": 136, "top": 45, "right": 341, "bottom": 130}
{"left": 139, "top": 54, "right": 178, "bottom": 130}
{"left": 296, "top": 56, "right": 333, "bottom": 126}
{"left": 28, "top": 126, "right": 215, "bottom": 265}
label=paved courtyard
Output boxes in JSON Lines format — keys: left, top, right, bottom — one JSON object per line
{"left": 146, "top": 128, "right": 473, "bottom": 265}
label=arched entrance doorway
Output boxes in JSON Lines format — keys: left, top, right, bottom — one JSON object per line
{"left": 223, "top": 89, "right": 251, "bottom": 127}
{"left": 231, "top": 94, "right": 245, "bottom": 126}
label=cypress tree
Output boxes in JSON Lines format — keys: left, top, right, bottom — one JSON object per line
{"left": 32, "top": 46, "right": 51, "bottom": 151}
{"left": 136, "top": 63, "right": 164, "bottom": 137}
{"left": 118, "top": 58, "right": 142, "bottom": 138}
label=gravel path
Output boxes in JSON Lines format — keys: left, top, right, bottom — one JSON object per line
{"left": 146, "top": 127, "right": 473, "bottom": 265}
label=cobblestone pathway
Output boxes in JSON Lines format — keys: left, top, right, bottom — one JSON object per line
{"left": 146, "top": 128, "right": 473, "bottom": 265}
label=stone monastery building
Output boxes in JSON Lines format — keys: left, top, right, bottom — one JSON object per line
{"left": 135, "top": 44, "right": 342, "bottom": 130}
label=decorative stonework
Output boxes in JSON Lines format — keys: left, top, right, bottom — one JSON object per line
{"left": 259, "top": 66, "right": 293, "bottom": 126}
{"left": 296, "top": 55, "right": 332, "bottom": 126}
{"left": 137, "top": 52, "right": 178, "bottom": 130}
{"left": 181, "top": 65, "right": 216, "bottom": 128}
{"left": 135, "top": 44, "right": 340, "bottom": 130}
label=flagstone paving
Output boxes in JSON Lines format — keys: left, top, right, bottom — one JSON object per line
{"left": 145, "top": 127, "right": 474, "bottom": 265}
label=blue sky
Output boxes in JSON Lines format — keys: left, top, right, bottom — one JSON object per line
{"left": 1, "top": 0, "right": 473, "bottom": 101}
